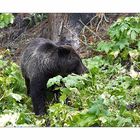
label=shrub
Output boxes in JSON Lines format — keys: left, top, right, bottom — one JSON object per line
{"left": 0, "top": 13, "right": 14, "bottom": 28}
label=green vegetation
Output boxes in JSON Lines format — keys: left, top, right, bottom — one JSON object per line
{"left": 97, "top": 16, "right": 140, "bottom": 70}
{"left": 0, "top": 16, "right": 140, "bottom": 127}
{"left": 47, "top": 56, "right": 140, "bottom": 127}
{"left": 0, "top": 13, "right": 14, "bottom": 28}
{"left": 0, "top": 50, "right": 46, "bottom": 126}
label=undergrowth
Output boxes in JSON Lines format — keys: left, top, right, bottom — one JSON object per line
{"left": 0, "top": 16, "right": 140, "bottom": 127}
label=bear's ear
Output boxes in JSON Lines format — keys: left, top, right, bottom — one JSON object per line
{"left": 57, "top": 47, "right": 71, "bottom": 56}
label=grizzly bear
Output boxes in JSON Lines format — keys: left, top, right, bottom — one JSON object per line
{"left": 21, "top": 38, "right": 88, "bottom": 115}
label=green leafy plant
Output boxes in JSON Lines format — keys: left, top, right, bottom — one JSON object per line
{"left": 0, "top": 13, "right": 14, "bottom": 28}
{"left": 0, "top": 49, "right": 139, "bottom": 127}
{"left": 0, "top": 16, "right": 140, "bottom": 127}
{"left": 47, "top": 56, "right": 140, "bottom": 127}
{"left": 97, "top": 16, "right": 140, "bottom": 69}
{"left": 0, "top": 50, "right": 46, "bottom": 127}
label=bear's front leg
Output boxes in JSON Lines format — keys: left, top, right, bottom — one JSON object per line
{"left": 30, "top": 78, "right": 46, "bottom": 115}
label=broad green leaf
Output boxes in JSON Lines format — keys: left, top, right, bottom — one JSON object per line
{"left": 0, "top": 113, "right": 20, "bottom": 127}
{"left": 117, "top": 117, "right": 132, "bottom": 127}
{"left": 97, "top": 41, "right": 112, "bottom": 53}
{"left": 47, "top": 75, "right": 63, "bottom": 88}
{"left": 16, "top": 113, "right": 33, "bottom": 125}
{"left": 0, "top": 22, "right": 5, "bottom": 28}
{"left": 129, "top": 50, "right": 139, "bottom": 59}
{"left": 120, "top": 23, "right": 129, "bottom": 32}
{"left": 62, "top": 74, "right": 86, "bottom": 88}
{"left": 0, "top": 13, "right": 14, "bottom": 28}
{"left": 137, "top": 41, "right": 140, "bottom": 50}
{"left": 131, "top": 30, "right": 137, "bottom": 40}
{"left": 110, "top": 50, "right": 120, "bottom": 58}
{"left": 10, "top": 93, "right": 22, "bottom": 102}
{"left": 116, "top": 39, "right": 129, "bottom": 50}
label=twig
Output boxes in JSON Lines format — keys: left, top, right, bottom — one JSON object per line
{"left": 103, "top": 14, "right": 109, "bottom": 23}
{"left": 59, "top": 20, "right": 64, "bottom": 36}
{"left": 79, "top": 19, "right": 102, "bottom": 40}
{"left": 96, "top": 14, "right": 109, "bottom": 32}
{"left": 96, "top": 15, "right": 103, "bottom": 32}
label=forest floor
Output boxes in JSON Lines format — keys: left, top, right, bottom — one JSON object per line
{"left": 0, "top": 13, "right": 137, "bottom": 63}
{"left": 0, "top": 13, "right": 140, "bottom": 127}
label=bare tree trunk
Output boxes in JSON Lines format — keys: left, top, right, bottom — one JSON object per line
{"left": 47, "top": 13, "right": 95, "bottom": 50}
{"left": 47, "top": 13, "right": 67, "bottom": 43}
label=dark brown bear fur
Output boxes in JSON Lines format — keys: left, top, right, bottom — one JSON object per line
{"left": 21, "top": 38, "right": 88, "bottom": 115}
